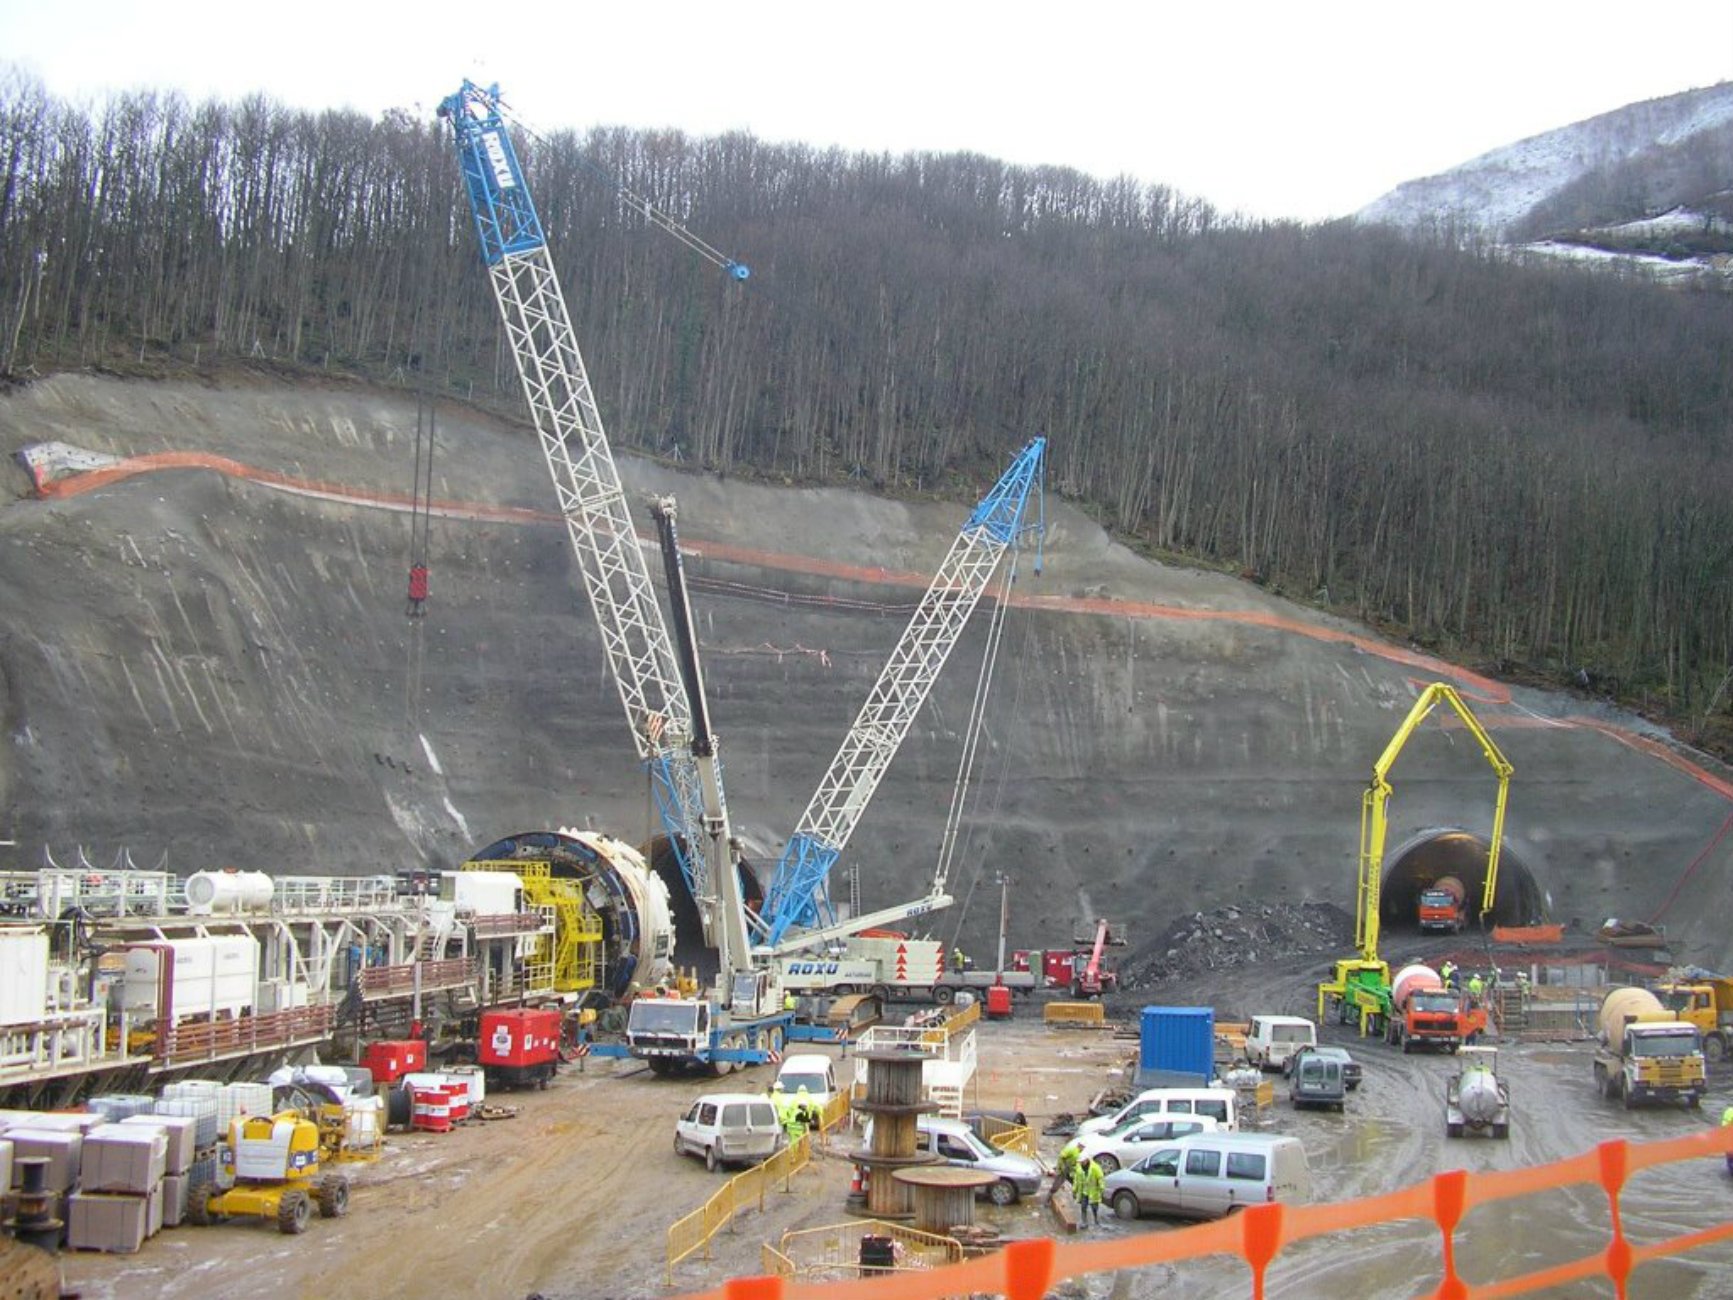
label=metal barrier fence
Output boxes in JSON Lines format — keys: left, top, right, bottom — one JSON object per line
{"left": 1043, "top": 1001, "right": 1107, "bottom": 1026}
{"left": 666, "top": 1133, "right": 812, "bottom": 1284}
{"left": 764, "top": 1218, "right": 963, "bottom": 1279}
{"left": 981, "top": 1117, "right": 1036, "bottom": 1158}
{"left": 673, "top": 1128, "right": 1733, "bottom": 1300}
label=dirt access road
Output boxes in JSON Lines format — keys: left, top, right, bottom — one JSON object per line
{"left": 55, "top": 983, "right": 1733, "bottom": 1300}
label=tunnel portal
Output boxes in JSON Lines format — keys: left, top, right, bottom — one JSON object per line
{"left": 1379, "top": 829, "right": 1546, "bottom": 930}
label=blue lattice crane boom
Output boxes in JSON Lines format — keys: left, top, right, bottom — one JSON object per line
{"left": 436, "top": 81, "right": 730, "bottom": 953}
{"left": 759, "top": 437, "right": 1047, "bottom": 951}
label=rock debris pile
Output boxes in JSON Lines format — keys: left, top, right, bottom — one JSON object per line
{"left": 1117, "top": 902, "right": 1355, "bottom": 990}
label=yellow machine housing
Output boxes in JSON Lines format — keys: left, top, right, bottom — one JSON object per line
{"left": 187, "top": 1110, "right": 350, "bottom": 1235}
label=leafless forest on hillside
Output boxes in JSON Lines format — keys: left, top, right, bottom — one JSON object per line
{"left": 1, "top": 78, "right": 1729, "bottom": 745}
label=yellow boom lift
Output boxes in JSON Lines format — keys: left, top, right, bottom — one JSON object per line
{"left": 1318, "top": 682, "right": 1513, "bottom": 1034}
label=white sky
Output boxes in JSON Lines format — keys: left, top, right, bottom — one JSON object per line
{"left": 2, "top": 1, "right": 1729, "bottom": 222}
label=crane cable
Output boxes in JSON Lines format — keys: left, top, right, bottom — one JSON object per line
{"left": 403, "top": 393, "right": 436, "bottom": 728}
{"left": 936, "top": 550, "right": 1025, "bottom": 944}
{"left": 488, "top": 94, "right": 749, "bottom": 281}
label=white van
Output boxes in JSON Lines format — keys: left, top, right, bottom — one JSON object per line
{"left": 1103, "top": 1132, "right": 1311, "bottom": 1221}
{"left": 1244, "top": 1014, "right": 1317, "bottom": 1071}
{"left": 674, "top": 1092, "right": 784, "bottom": 1172}
{"left": 774, "top": 1054, "right": 840, "bottom": 1108}
{"left": 1075, "top": 1086, "right": 1240, "bottom": 1137}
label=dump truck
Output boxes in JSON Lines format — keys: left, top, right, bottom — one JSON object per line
{"left": 1592, "top": 986, "right": 1706, "bottom": 1109}
{"left": 1656, "top": 972, "right": 1733, "bottom": 1063}
{"left": 1417, "top": 877, "right": 1468, "bottom": 933}
{"left": 1385, "top": 963, "right": 1487, "bottom": 1052}
{"left": 1445, "top": 1045, "right": 1510, "bottom": 1138}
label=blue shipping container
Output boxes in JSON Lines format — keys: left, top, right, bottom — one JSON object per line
{"left": 1139, "top": 1006, "right": 1215, "bottom": 1079}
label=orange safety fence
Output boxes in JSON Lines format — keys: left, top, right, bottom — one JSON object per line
{"left": 673, "top": 1127, "right": 1733, "bottom": 1300}
{"left": 1490, "top": 924, "right": 1565, "bottom": 944}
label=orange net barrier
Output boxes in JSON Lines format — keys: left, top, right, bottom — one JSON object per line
{"left": 674, "top": 1128, "right": 1733, "bottom": 1300}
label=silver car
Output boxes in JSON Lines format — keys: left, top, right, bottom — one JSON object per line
{"left": 1074, "top": 1116, "right": 1220, "bottom": 1174}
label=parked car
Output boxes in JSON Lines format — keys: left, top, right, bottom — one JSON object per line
{"left": 774, "top": 1054, "right": 841, "bottom": 1108}
{"left": 1244, "top": 1015, "right": 1318, "bottom": 1071}
{"left": 1286, "top": 1047, "right": 1347, "bottom": 1112}
{"left": 1283, "top": 1044, "right": 1362, "bottom": 1090}
{"left": 862, "top": 1115, "right": 1044, "bottom": 1205}
{"left": 1104, "top": 1132, "right": 1311, "bottom": 1222}
{"left": 675, "top": 1092, "right": 784, "bottom": 1172}
{"left": 1074, "top": 1115, "right": 1220, "bottom": 1173}
{"left": 1075, "top": 1086, "right": 1240, "bottom": 1137}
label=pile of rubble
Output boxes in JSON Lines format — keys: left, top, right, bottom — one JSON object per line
{"left": 1116, "top": 902, "right": 1355, "bottom": 990}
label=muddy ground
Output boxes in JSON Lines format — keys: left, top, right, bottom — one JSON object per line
{"left": 55, "top": 952, "right": 1733, "bottom": 1300}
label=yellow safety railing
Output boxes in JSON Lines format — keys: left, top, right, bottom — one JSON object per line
{"left": 981, "top": 1117, "right": 1037, "bottom": 1159}
{"left": 815, "top": 1091, "right": 851, "bottom": 1136}
{"left": 672, "top": 1127, "right": 1733, "bottom": 1300}
{"left": 666, "top": 1134, "right": 811, "bottom": 1284}
{"left": 1044, "top": 1001, "right": 1107, "bottom": 1026}
{"left": 767, "top": 1219, "right": 963, "bottom": 1278}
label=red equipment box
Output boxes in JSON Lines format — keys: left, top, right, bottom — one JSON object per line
{"left": 362, "top": 1039, "right": 427, "bottom": 1085}
{"left": 479, "top": 1008, "right": 561, "bottom": 1089}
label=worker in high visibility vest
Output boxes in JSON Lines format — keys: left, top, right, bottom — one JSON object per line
{"left": 1072, "top": 1154, "right": 1104, "bottom": 1228}
{"left": 1440, "top": 960, "right": 1458, "bottom": 990}
{"left": 1051, "top": 1136, "right": 1082, "bottom": 1196}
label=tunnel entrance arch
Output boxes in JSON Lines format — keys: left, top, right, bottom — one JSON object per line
{"left": 1379, "top": 829, "right": 1545, "bottom": 930}
{"left": 645, "top": 833, "right": 766, "bottom": 982}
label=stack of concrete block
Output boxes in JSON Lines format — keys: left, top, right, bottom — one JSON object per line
{"left": 67, "top": 1123, "right": 168, "bottom": 1252}
{"left": 120, "top": 1113, "right": 198, "bottom": 1226}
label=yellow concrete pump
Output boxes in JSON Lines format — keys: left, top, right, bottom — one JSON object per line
{"left": 187, "top": 1110, "right": 351, "bottom": 1234}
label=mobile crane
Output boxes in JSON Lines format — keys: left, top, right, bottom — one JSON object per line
{"left": 438, "top": 82, "right": 786, "bottom": 1073}
{"left": 1317, "top": 682, "right": 1514, "bottom": 1036}
{"left": 757, "top": 437, "right": 1047, "bottom": 952}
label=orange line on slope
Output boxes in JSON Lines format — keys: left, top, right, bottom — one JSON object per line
{"left": 33, "top": 451, "right": 1731, "bottom": 805}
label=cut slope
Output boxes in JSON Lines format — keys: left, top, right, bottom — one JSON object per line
{"left": 2, "top": 375, "right": 1729, "bottom": 971}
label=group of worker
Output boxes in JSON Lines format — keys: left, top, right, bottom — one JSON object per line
{"left": 1439, "top": 961, "right": 1530, "bottom": 1009}
{"left": 1053, "top": 1136, "right": 1106, "bottom": 1227}
{"left": 770, "top": 1080, "right": 821, "bottom": 1142}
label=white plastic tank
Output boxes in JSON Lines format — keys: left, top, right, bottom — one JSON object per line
{"left": 185, "top": 870, "right": 274, "bottom": 915}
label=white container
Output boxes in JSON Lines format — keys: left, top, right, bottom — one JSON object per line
{"left": 122, "top": 936, "right": 258, "bottom": 1021}
{"left": 210, "top": 936, "right": 260, "bottom": 1017}
{"left": 443, "top": 870, "right": 521, "bottom": 915}
{"left": 0, "top": 929, "right": 49, "bottom": 1027}
{"left": 184, "top": 870, "right": 274, "bottom": 915}
{"left": 217, "top": 1082, "right": 274, "bottom": 1133}
{"left": 344, "top": 1096, "right": 384, "bottom": 1151}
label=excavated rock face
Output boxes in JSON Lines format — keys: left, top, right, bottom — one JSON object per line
{"left": 1, "top": 375, "right": 1730, "bottom": 973}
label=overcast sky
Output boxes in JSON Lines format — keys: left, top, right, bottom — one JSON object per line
{"left": 2, "top": 2, "right": 1729, "bottom": 222}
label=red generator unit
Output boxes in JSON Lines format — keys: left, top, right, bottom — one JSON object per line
{"left": 479, "top": 1007, "right": 561, "bottom": 1090}
{"left": 984, "top": 984, "right": 1014, "bottom": 1020}
{"left": 362, "top": 1038, "right": 427, "bottom": 1085}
